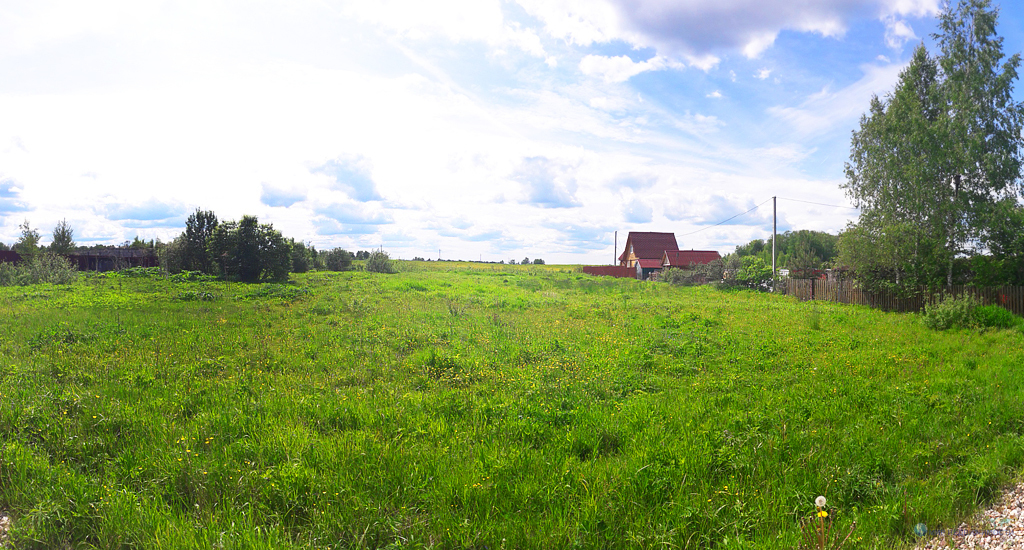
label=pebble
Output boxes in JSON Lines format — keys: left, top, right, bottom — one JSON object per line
{"left": 0, "top": 515, "right": 8, "bottom": 548}
{"left": 917, "top": 482, "right": 1024, "bottom": 549}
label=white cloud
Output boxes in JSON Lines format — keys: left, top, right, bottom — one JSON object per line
{"left": 883, "top": 16, "right": 917, "bottom": 49}
{"left": 768, "top": 62, "right": 906, "bottom": 135}
{"left": 755, "top": 68, "right": 772, "bottom": 80}
{"left": 518, "top": 0, "right": 940, "bottom": 61}
{"left": 342, "top": 0, "right": 552, "bottom": 59}
{"left": 579, "top": 54, "right": 680, "bottom": 83}
{"left": 706, "top": 90, "right": 722, "bottom": 99}
{"left": 743, "top": 32, "right": 778, "bottom": 59}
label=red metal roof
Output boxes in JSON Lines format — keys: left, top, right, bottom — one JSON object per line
{"left": 636, "top": 258, "right": 662, "bottom": 268}
{"left": 662, "top": 250, "right": 722, "bottom": 266}
{"left": 618, "top": 232, "right": 679, "bottom": 262}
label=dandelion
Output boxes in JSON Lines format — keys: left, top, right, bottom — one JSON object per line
{"left": 816, "top": 495, "right": 827, "bottom": 507}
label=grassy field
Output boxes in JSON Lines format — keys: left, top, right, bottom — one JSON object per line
{"left": 2, "top": 263, "right": 1024, "bottom": 549}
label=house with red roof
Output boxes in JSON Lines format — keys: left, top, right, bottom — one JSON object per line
{"left": 584, "top": 231, "right": 723, "bottom": 281}
{"left": 618, "top": 232, "right": 679, "bottom": 267}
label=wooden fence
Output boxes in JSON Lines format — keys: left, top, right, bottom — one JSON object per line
{"left": 782, "top": 279, "right": 1024, "bottom": 316}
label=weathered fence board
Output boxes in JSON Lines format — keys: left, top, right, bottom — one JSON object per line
{"left": 783, "top": 279, "right": 1024, "bottom": 316}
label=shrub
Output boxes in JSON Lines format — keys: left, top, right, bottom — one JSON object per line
{"left": 0, "top": 254, "right": 78, "bottom": 286}
{"left": 0, "top": 262, "right": 17, "bottom": 286}
{"left": 365, "top": 251, "right": 397, "bottom": 274}
{"left": 324, "top": 248, "right": 354, "bottom": 271}
{"left": 659, "top": 267, "right": 692, "bottom": 286}
{"left": 923, "top": 294, "right": 980, "bottom": 330}
{"left": 974, "top": 304, "right": 1021, "bottom": 329}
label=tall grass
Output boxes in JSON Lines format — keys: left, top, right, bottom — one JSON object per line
{"left": 1, "top": 267, "right": 1023, "bottom": 548}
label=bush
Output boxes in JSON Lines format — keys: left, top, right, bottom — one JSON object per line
{"left": 659, "top": 267, "right": 692, "bottom": 286}
{"left": 923, "top": 294, "right": 980, "bottom": 330}
{"left": 0, "top": 254, "right": 79, "bottom": 286}
{"left": 324, "top": 248, "right": 354, "bottom": 271}
{"left": 365, "top": 251, "right": 397, "bottom": 274}
{"left": 974, "top": 304, "right": 1021, "bottom": 329}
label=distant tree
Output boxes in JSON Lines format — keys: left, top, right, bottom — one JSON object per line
{"left": 508, "top": 259, "right": 516, "bottom": 265}
{"left": 13, "top": 220, "right": 41, "bottom": 262}
{"left": 354, "top": 250, "right": 371, "bottom": 260}
{"left": 532, "top": 258, "right": 545, "bottom": 265}
{"left": 365, "top": 250, "right": 396, "bottom": 274}
{"left": 324, "top": 248, "right": 353, "bottom": 271}
{"left": 183, "top": 209, "right": 218, "bottom": 273}
{"left": 0, "top": 242, "right": 9, "bottom": 251}
{"left": 128, "top": 236, "right": 156, "bottom": 250}
{"left": 158, "top": 237, "right": 186, "bottom": 274}
{"left": 209, "top": 215, "right": 291, "bottom": 282}
{"left": 412, "top": 256, "right": 425, "bottom": 261}
{"left": 49, "top": 219, "right": 76, "bottom": 255}
{"left": 289, "top": 239, "right": 314, "bottom": 273}
{"left": 522, "top": 257, "right": 530, "bottom": 265}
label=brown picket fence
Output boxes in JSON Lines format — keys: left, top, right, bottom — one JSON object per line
{"left": 782, "top": 279, "right": 1024, "bottom": 316}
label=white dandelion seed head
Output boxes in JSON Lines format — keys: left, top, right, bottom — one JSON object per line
{"left": 816, "top": 495, "right": 827, "bottom": 507}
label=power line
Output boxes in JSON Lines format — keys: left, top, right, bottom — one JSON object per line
{"left": 778, "top": 197, "right": 859, "bottom": 210}
{"left": 677, "top": 198, "right": 773, "bottom": 237}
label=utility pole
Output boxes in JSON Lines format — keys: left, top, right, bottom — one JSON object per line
{"left": 614, "top": 231, "right": 617, "bottom": 265}
{"left": 772, "top": 196, "right": 777, "bottom": 291}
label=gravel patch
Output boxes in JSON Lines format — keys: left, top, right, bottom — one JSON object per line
{"left": 0, "top": 515, "right": 9, "bottom": 548}
{"left": 916, "top": 482, "right": 1024, "bottom": 549}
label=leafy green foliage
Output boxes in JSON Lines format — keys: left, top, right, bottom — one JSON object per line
{"left": 733, "top": 256, "right": 773, "bottom": 290}
{"left": 13, "top": 219, "right": 41, "bottom": 262}
{"left": 974, "top": 304, "right": 1022, "bottom": 329}
{"left": 288, "top": 239, "right": 314, "bottom": 273}
{"left": 658, "top": 266, "right": 690, "bottom": 285}
{"left": 323, "top": 248, "right": 353, "bottom": 271}
{"left": 49, "top": 219, "right": 75, "bottom": 255}
{"left": 923, "top": 294, "right": 981, "bottom": 330}
{"left": 842, "top": 0, "right": 1024, "bottom": 290}
{"left": 0, "top": 253, "right": 78, "bottom": 286}
{"left": 182, "top": 209, "right": 218, "bottom": 273}
{"left": 364, "top": 250, "right": 396, "bottom": 274}
{"left": 209, "top": 215, "right": 291, "bottom": 283}
{"left": 734, "top": 230, "right": 839, "bottom": 274}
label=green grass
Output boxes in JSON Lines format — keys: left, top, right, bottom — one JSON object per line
{"left": 2, "top": 265, "right": 1024, "bottom": 549}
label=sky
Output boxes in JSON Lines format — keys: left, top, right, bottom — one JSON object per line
{"left": 1, "top": 0, "right": 1023, "bottom": 264}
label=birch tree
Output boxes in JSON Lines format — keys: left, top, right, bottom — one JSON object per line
{"left": 842, "top": 0, "right": 1024, "bottom": 290}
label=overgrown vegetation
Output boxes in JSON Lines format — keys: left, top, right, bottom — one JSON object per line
{"left": 2, "top": 264, "right": 1024, "bottom": 548}
{"left": 364, "top": 250, "right": 397, "bottom": 274}
{"left": 923, "top": 293, "right": 1024, "bottom": 331}
{"left": 0, "top": 252, "right": 78, "bottom": 286}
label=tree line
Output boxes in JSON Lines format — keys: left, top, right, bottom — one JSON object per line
{"left": 1, "top": 211, "right": 396, "bottom": 283}
{"left": 159, "top": 210, "right": 397, "bottom": 281}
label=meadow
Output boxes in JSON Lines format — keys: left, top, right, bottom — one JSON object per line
{"left": 2, "top": 262, "right": 1024, "bottom": 549}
